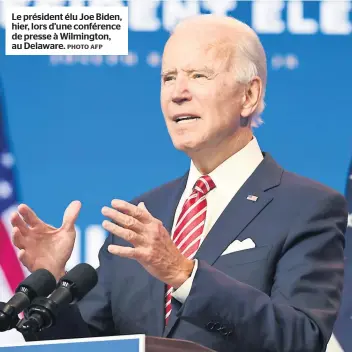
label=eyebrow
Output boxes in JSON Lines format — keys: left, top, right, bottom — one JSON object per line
{"left": 161, "top": 66, "right": 215, "bottom": 76}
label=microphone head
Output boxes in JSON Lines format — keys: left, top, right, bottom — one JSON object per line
{"left": 59, "top": 263, "right": 98, "bottom": 301}
{"left": 16, "top": 269, "right": 57, "bottom": 300}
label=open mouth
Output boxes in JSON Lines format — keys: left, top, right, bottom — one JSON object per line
{"left": 174, "top": 116, "right": 201, "bottom": 123}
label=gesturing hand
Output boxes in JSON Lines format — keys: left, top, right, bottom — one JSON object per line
{"left": 11, "top": 201, "right": 81, "bottom": 281}
{"left": 101, "top": 200, "right": 194, "bottom": 288}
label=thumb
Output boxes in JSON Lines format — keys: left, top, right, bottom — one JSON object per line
{"left": 62, "top": 200, "right": 82, "bottom": 231}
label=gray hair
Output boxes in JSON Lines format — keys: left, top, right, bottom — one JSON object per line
{"left": 232, "top": 28, "right": 267, "bottom": 127}
{"left": 174, "top": 15, "right": 267, "bottom": 127}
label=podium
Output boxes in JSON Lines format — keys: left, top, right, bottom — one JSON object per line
{"left": 0, "top": 335, "right": 216, "bottom": 351}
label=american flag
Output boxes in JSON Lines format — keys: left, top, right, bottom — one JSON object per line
{"left": 0, "top": 92, "right": 25, "bottom": 344}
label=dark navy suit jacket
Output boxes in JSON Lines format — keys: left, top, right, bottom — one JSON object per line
{"left": 33, "top": 153, "right": 348, "bottom": 352}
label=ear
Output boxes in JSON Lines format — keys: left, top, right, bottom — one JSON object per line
{"left": 240, "top": 77, "right": 262, "bottom": 119}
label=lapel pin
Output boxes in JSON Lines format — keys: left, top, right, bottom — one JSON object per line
{"left": 247, "top": 195, "right": 258, "bottom": 202}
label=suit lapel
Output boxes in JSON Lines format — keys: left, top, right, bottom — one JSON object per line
{"left": 196, "top": 153, "right": 282, "bottom": 265}
{"left": 195, "top": 186, "right": 272, "bottom": 266}
{"left": 147, "top": 173, "right": 188, "bottom": 337}
{"left": 164, "top": 153, "right": 283, "bottom": 337}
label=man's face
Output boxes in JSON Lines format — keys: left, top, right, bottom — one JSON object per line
{"left": 160, "top": 30, "right": 245, "bottom": 154}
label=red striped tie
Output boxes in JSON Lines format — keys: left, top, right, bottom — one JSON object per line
{"left": 165, "top": 175, "right": 216, "bottom": 325}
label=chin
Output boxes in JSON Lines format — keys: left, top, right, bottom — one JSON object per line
{"left": 172, "top": 138, "right": 204, "bottom": 153}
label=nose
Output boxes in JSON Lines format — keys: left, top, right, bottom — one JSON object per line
{"left": 171, "top": 75, "right": 192, "bottom": 104}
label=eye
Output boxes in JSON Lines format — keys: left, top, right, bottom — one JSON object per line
{"left": 163, "top": 75, "right": 175, "bottom": 82}
{"left": 192, "top": 73, "right": 206, "bottom": 79}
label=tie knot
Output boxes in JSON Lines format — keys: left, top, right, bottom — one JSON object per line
{"left": 193, "top": 175, "right": 216, "bottom": 196}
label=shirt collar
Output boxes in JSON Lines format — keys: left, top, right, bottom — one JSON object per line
{"left": 185, "top": 137, "right": 264, "bottom": 193}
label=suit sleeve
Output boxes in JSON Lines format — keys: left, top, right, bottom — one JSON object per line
{"left": 24, "top": 233, "right": 116, "bottom": 341}
{"left": 176, "top": 192, "right": 348, "bottom": 352}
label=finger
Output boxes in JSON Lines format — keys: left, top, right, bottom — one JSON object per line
{"left": 10, "top": 212, "right": 30, "bottom": 236}
{"left": 18, "top": 249, "right": 26, "bottom": 261}
{"left": 62, "top": 201, "right": 81, "bottom": 231}
{"left": 107, "top": 244, "right": 137, "bottom": 259}
{"left": 102, "top": 206, "right": 143, "bottom": 232}
{"left": 18, "top": 204, "right": 42, "bottom": 228}
{"left": 138, "top": 202, "right": 151, "bottom": 215}
{"left": 102, "top": 220, "right": 141, "bottom": 244}
{"left": 111, "top": 199, "right": 152, "bottom": 224}
{"left": 18, "top": 249, "right": 30, "bottom": 269}
{"left": 12, "top": 227, "right": 26, "bottom": 249}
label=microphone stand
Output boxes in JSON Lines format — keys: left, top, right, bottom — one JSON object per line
{"left": 0, "top": 301, "right": 38, "bottom": 341}
{"left": 0, "top": 302, "right": 19, "bottom": 332}
{"left": 16, "top": 321, "right": 39, "bottom": 342}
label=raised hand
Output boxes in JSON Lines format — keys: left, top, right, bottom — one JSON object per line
{"left": 11, "top": 200, "right": 81, "bottom": 281}
{"left": 101, "top": 200, "right": 194, "bottom": 288}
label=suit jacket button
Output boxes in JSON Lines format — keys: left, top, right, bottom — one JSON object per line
{"left": 206, "top": 322, "right": 221, "bottom": 331}
{"left": 218, "top": 326, "right": 228, "bottom": 336}
{"left": 206, "top": 322, "right": 215, "bottom": 331}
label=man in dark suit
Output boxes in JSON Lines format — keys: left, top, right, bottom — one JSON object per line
{"left": 11, "top": 15, "right": 348, "bottom": 352}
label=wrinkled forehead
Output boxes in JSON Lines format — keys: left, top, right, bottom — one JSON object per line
{"left": 161, "top": 30, "right": 234, "bottom": 73}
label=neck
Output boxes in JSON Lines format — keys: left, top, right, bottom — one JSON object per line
{"left": 190, "top": 130, "right": 253, "bottom": 174}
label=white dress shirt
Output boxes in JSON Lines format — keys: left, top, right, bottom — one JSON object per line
{"left": 171, "top": 137, "right": 264, "bottom": 303}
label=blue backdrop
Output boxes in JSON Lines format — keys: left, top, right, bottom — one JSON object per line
{"left": 0, "top": 0, "right": 351, "bottom": 350}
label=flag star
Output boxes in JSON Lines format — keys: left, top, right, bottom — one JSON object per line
{"left": 0, "top": 180, "right": 12, "bottom": 199}
{"left": 348, "top": 213, "right": 352, "bottom": 228}
{"left": 1, "top": 152, "right": 14, "bottom": 168}
{"left": 349, "top": 174, "right": 352, "bottom": 180}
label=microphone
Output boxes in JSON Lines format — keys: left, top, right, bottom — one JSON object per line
{"left": 0, "top": 269, "right": 56, "bottom": 332}
{"left": 16, "top": 263, "right": 98, "bottom": 334}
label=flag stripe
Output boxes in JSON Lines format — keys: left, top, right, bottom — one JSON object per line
{"left": 0, "top": 220, "right": 24, "bottom": 292}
